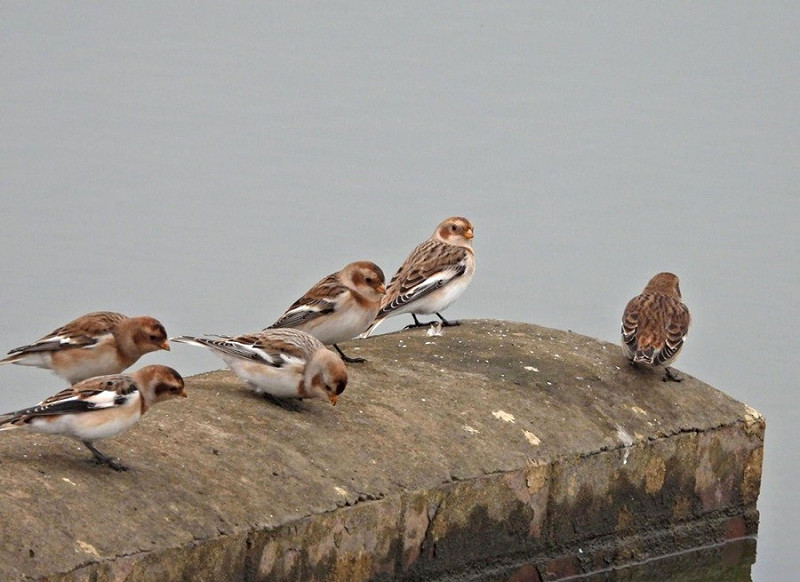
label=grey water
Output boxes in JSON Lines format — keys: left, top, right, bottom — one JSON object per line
{"left": 1, "top": 4, "right": 797, "bottom": 580}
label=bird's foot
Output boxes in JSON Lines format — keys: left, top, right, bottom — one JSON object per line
{"left": 663, "top": 367, "right": 683, "bottom": 382}
{"left": 403, "top": 314, "right": 444, "bottom": 330}
{"left": 84, "top": 441, "right": 129, "bottom": 471}
{"left": 90, "top": 451, "right": 128, "bottom": 471}
{"left": 99, "top": 457, "right": 129, "bottom": 472}
{"left": 403, "top": 321, "right": 432, "bottom": 329}
{"left": 334, "top": 344, "right": 366, "bottom": 364}
{"left": 436, "top": 313, "right": 460, "bottom": 327}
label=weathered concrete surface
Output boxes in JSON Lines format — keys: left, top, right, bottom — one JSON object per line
{"left": 0, "top": 320, "right": 764, "bottom": 581}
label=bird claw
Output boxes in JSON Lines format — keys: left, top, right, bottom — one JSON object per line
{"left": 93, "top": 456, "right": 129, "bottom": 471}
{"left": 333, "top": 344, "right": 366, "bottom": 363}
{"left": 85, "top": 441, "right": 129, "bottom": 471}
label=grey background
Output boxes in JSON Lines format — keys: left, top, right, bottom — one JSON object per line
{"left": 1, "top": 4, "right": 797, "bottom": 580}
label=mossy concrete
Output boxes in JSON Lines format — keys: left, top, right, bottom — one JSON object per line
{"left": 0, "top": 320, "right": 764, "bottom": 581}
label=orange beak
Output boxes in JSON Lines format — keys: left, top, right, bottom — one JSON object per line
{"left": 180, "top": 389, "right": 188, "bottom": 398}
{"left": 377, "top": 284, "right": 386, "bottom": 295}
{"left": 160, "top": 340, "right": 171, "bottom": 351}
{"left": 328, "top": 394, "right": 338, "bottom": 406}
{"left": 465, "top": 229, "right": 474, "bottom": 240}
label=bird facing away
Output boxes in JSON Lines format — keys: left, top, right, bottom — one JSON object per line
{"left": 362, "top": 216, "right": 476, "bottom": 336}
{"left": 268, "top": 261, "right": 386, "bottom": 363}
{"left": 0, "top": 311, "right": 171, "bottom": 384}
{"left": 171, "top": 328, "right": 347, "bottom": 405}
{"left": 621, "top": 272, "right": 691, "bottom": 382}
{"left": 0, "top": 365, "right": 186, "bottom": 471}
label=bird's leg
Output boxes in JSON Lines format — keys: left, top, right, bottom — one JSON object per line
{"left": 83, "top": 441, "right": 128, "bottom": 471}
{"left": 663, "top": 367, "right": 683, "bottom": 382}
{"left": 403, "top": 314, "right": 434, "bottom": 329}
{"left": 334, "top": 344, "right": 366, "bottom": 364}
{"left": 436, "top": 312, "right": 460, "bottom": 327}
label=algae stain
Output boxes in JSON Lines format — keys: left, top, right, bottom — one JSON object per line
{"left": 644, "top": 457, "right": 666, "bottom": 494}
{"left": 526, "top": 465, "right": 548, "bottom": 495}
{"left": 329, "top": 552, "right": 373, "bottom": 582}
{"left": 695, "top": 434, "right": 740, "bottom": 510}
{"left": 672, "top": 496, "right": 692, "bottom": 520}
{"left": 617, "top": 506, "right": 635, "bottom": 532}
{"left": 566, "top": 474, "right": 579, "bottom": 498}
{"left": 742, "top": 447, "right": 764, "bottom": 505}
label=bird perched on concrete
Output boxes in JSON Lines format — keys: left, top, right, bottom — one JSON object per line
{"left": 267, "top": 261, "right": 386, "bottom": 363}
{"left": 362, "top": 216, "right": 475, "bottom": 336}
{"left": 0, "top": 365, "right": 186, "bottom": 471}
{"left": 0, "top": 311, "right": 171, "bottom": 384}
{"left": 621, "top": 272, "right": 691, "bottom": 382}
{"left": 171, "top": 328, "right": 347, "bottom": 405}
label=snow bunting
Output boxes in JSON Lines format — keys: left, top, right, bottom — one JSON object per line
{"left": 0, "top": 365, "right": 186, "bottom": 471}
{"left": 171, "top": 328, "right": 347, "bottom": 405}
{"left": 363, "top": 216, "right": 475, "bottom": 336}
{"left": 268, "top": 261, "right": 386, "bottom": 363}
{"left": 0, "top": 311, "right": 170, "bottom": 384}
{"left": 621, "top": 272, "right": 691, "bottom": 382}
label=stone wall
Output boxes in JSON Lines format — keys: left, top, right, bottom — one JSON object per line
{"left": 0, "top": 320, "right": 764, "bottom": 581}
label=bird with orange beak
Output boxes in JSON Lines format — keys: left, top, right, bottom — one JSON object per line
{"left": 363, "top": 216, "right": 475, "bottom": 335}
{"left": 268, "top": 260, "right": 386, "bottom": 363}
{"left": 171, "top": 328, "right": 347, "bottom": 406}
{"left": 0, "top": 311, "right": 171, "bottom": 384}
{"left": 0, "top": 365, "right": 186, "bottom": 471}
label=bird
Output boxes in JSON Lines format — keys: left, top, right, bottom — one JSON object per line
{"left": 171, "top": 328, "right": 347, "bottom": 405}
{"left": 0, "top": 311, "right": 171, "bottom": 384}
{"left": 0, "top": 365, "right": 186, "bottom": 471}
{"left": 267, "top": 261, "right": 386, "bottom": 363}
{"left": 363, "top": 216, "right": 475, "bottom": 336}
{"left": 621, "top": 272, "right": 691, "bottom": 382}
